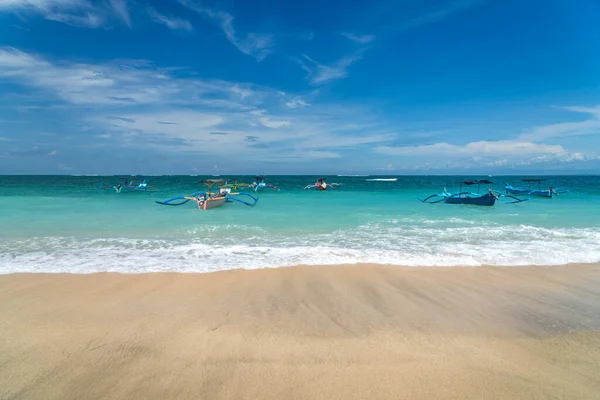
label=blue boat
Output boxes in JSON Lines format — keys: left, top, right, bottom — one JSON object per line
{"left": 421, "top": 180, "right": 528, "bottom": 206}
{"left": 505, "top": 179, "right": 568, "bottom": 198}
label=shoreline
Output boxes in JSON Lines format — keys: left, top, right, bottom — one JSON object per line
{"left": 2, "top": 261, "right": 600, "bottom": 276}
{"left": 2, "top": 264, "right": 600, "bottom": 399}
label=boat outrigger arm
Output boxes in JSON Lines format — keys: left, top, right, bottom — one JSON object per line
{"left": 155, "top": 191, "right": 259, "bottom": 207}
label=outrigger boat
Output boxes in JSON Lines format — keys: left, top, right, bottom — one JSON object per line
{"left": 303, "top": 178, "right": 342, "bottom": 191}
{"left": 420, "top": 180, "right": 528, "bottom": 206}
{"left": 99, "top": 178, "right": 158, "bottom": 193}
{"left": 505, "top": 179, "right": 568, "bottom": 198}
{"left": 249, "top": 176, "right": 280, "bottom": 192}
{"left": 155, "top": 179, "right": 258, "bottom": 210}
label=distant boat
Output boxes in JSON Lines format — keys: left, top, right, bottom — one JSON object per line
{"left": 505, "top": 179, "right": 569, "bottom": 198}
{"left": 366, "top": 178, "right": 397, "bottom": 182}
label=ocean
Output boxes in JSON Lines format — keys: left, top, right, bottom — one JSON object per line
{"left": 1, "top": 175, "right": 599, "bottom": 273}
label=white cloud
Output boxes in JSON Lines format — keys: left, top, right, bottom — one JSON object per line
{"left": 0, "top": 0, "right": 109, "bottom": 28}
{"left": 519, "top": 105, "right": 600, "bottom": 141}
{"left": 178, "top": 0, "right": 273, "bottom": 61}
{"left": 285, "top": 98, "right": 310, "bottom": 109}
{"left": 302, "top": 150, "right": 341, "bottom": 159}
{"left": 147, "top": 7, "right": 193, "bottom": 32}
{"left": 376, "top": 163, "right": 394, "bottom": 171}
{"left": 375, "top": 140, "right": 565, "bottom": 157}
{"left": 341, "top": 32, "right": 375, "bottom": 44}
{"left": 298, "top": 51, "right": 365, "bottom": 85}
{"left": 0, "top": 47, "right": 246, "bottom": 105}
{"left": 105, "top": 111, "right": 224, "bottom": 140}
{"left": 259, "top": 117, "right": 291, "bottom": 129}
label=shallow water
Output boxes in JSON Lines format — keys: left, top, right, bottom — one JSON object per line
{"left": 1, "top": 175, "right": 599, "bottom": 273}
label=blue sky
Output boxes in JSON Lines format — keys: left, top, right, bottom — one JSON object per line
{"left": 0, "top": 0, "right": 599, "bottom": 174}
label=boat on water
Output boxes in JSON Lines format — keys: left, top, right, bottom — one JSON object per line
{"left": 155, "top": 179, "right": 258, "bottom": 210}
{"left": 420, "top": 180, "right": 528, "bottom": 206}
{"left": 366, "top": 178, "right": 397, "bottom": 182}
{"left": 505, "top": 179, "right": 568, "bottom": 198}
{"left": 303, "top": 178, "right": 342, "bottom": 190}
{"left": 249, "top": 176, "right": 280, "bottom": 192}
{"left": 99, "top": 178, "right": 158, "bottom": 193}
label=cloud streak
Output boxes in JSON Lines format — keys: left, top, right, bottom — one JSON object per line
{"left": 404, "top": 0, "right": 487, "bottom": 29}
{"left": 519, "top": 105, "right": 600, "bottom": 141}
{"left": 178, "top": 0, "right": 274, "bottom": 61}
{"left": 298, "top": 51, "right": 366, "bottom": 85}
{"left": 341, "top": 32, "right": 375, "bottom": 44}
{"left": 147, "top": 7, "right": 193, "bottom": 32}
{"left": 0, "top": 0, "right": 125, "bottom": 28}
{"left": 109, "top": 0, "right": 131, "bottom": 28}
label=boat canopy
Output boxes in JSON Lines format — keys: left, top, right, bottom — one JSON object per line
{"left": 463, "top": 179, "right": 492, "bottom": 186}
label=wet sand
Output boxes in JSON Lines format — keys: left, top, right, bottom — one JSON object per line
{"left": 1, "top": 264, "right": 600, "bottom": 399}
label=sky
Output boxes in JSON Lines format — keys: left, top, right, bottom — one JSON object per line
{"left": 0, "top": 0, "right": 599, "bottom": 175}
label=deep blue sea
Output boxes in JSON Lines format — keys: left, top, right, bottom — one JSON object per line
{"left": 1, "top": 175, "right": 599, "bottom": 273}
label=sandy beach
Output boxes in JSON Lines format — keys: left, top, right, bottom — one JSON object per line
{"left": 1, "top": 264, "right": 600, "bottom": 399}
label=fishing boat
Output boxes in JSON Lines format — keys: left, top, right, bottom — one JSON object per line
{"left": 99, "top": 178, "right": 158, "bottom": 193}
{"left": 303, "top": 178, "right": 342, "bottom": 190}
{"left": 505, "top": 179, "right": 568, "bottom": 198}
{"left": 155, "top": 179, "right": 258, "bottom": 209}
{"left": 249, "top": 176, "right": 280, "bottom": 192}
{"left": 420, "top": 180, "right": 528, "bottom": 206}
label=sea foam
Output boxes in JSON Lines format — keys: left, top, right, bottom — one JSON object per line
{"left": 1, "top": 224, "right": 599, "bottom": 273}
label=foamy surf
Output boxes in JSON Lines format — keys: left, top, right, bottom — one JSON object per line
{"left": 2, "top": 225, "right": 599, "bottom": 273}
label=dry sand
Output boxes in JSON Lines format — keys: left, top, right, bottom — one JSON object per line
{"left": 1, "top": 264, "right": 600, "bottom": 399}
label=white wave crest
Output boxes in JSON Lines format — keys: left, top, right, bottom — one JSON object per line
{"left": 1, "top": 225, "right": 600, "bottom": 273}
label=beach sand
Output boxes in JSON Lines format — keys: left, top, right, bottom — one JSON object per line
{"left": 1, "top": 264, "right": 600, "bottom": 399}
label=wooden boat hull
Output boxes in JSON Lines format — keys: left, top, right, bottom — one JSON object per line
{"left": 445, "top": 193, "right": 496, "bottom": 206}
{"left": 200, "top": 197, "right": 226, "bottom": 210}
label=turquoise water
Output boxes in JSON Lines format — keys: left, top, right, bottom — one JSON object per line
{"left": 1, "top": 175, "right": 599, "bottom": 273}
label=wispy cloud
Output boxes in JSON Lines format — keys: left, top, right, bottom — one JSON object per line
{"left": 109, "top": 0, "right": 131, "bottom": 28}
{"left": 519, "top": 105, "right": 600, "bottom": 141}
{"left": 297, "top": 51, "right": 366, "bottom": 85}
{"left": 0, "top": 47, "right": 397, "bottom": 165}
{"left": 375, "top": 141, "right": 566, "bottom": 157}
{"left": 341, "top": 32, "right": 375, "bottom": 44}
{"left": 404, "top": 0, "right": 486, "bottom": 29}
{"left": 259, "top": 117, "right": 291, "bottom": 129}
{"left": 147, "top": 6, "right": 193, "bottom": 32}
{"left": 0, "top": 0, "right": 131, "bottom": 28}
{"left": 178, "top": 0, "right": 274, "bottom": 61}
{"left": 285, "top": 98, "right": 310, "bottom": 109}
